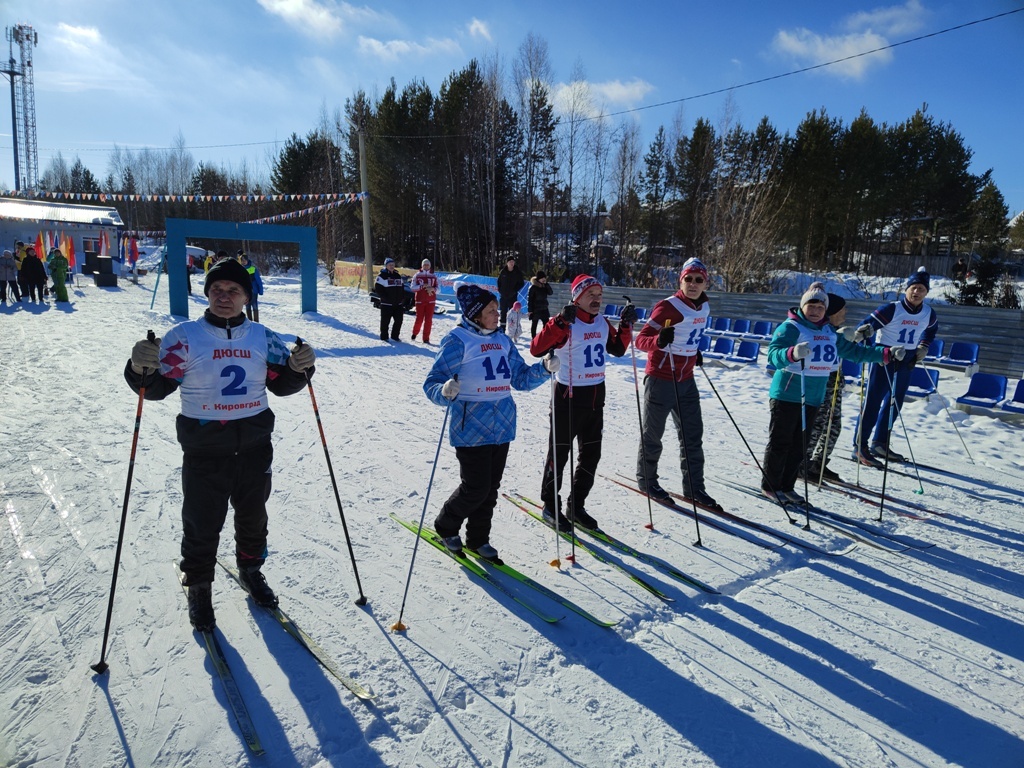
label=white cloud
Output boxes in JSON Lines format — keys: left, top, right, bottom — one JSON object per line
{"left": 843, "top": 0, "right": 926, "bottom": 37}
{"left": 256, "top": 0, "right": 344, "bottom": 40}
{"left": 467, "top": 18, "right": 491, "bottom": 42}
{"left": 590, "top": 78, "right": 655, "bottom": 107}
{"left": 42, "top": 23, "right": 148, "bottom": 94}
{"left": 357, "top": 35, "right": 462, "bottom": 62}
{"left": 773, "top": 27, "right": 893, "bottom": 79}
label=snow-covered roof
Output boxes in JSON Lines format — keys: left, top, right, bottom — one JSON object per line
{"left": 0, "top": 196, "right": 123, "bottom": 227}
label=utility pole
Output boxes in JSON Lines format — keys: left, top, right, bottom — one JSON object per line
{"left": 349, "top": 116, "right": 374, "bottom": 292}
{"left": 2, "top": 25, "right": 39, "bottom": 192}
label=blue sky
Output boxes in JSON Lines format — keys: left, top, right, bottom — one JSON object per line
{"left": 2, "top": 0, "right": 1022, "bottom": 214}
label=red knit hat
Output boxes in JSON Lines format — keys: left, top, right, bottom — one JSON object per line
{"left": 571, "top": 274, "right": 601, "bottom": 303}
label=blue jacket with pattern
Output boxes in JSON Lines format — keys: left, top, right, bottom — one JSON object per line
{"left": 424, "top": 319, "right": 548, "bottom": 447}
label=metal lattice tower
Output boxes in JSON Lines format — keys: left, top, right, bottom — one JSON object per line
{"left": 2, "top": 24, "right": 39, "bottom": 192}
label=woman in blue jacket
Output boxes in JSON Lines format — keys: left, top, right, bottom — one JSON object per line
{"left": 761, "top": 282, "right": 901, "bottom": 503}
{"left": 424, "top": 283, "right": 556, "bottom": 560}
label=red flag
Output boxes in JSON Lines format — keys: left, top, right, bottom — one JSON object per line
{"left": 128, "top": 237, "right": 139, "bottom": 266}
{"left": 35, "top": 231, "right": 44, "bottom": 258}
{"left": 67, "top": 235, "right": 76, "bottom": 268}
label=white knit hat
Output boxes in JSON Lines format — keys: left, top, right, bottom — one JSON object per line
{"left": 800, "top": 281, "right": 828, "bottom": 308}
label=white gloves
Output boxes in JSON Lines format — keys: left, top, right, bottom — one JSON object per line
{"left": 839, "top": 324, "right": 873, "bottom": 343}
{"left": 792, "top": 342, "right": 811, "bottom": 361}
{"left": 130, "top": 337, "right": 161, "bottom": 373}
{"left": 915, "top": 346, "right": 928, "bottom": 362}
{"left": 441, "top": 378, "right": 461, "bottom": 400}
{"left": 288, "top": 343, "right": 316, "bottom": 372}
{"left": 543, "top": 355, "right": 561, "bottom": 373}
{"left": 889, "top": 346, "right": 907, "bottom": 361}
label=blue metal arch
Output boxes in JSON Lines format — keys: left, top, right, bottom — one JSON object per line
{"left": 165, "top": 217, "right": 317, "bottom": 318}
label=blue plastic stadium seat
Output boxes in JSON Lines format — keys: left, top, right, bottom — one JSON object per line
{"left": 905, "top": 367, "right": 939, "bottom": 399}
{"left": 748, "top": 320, "right": 773, "bottom": 340}
{"left": 939, "top": 341, "right": 979, "bottom": 367}
{"left": 1000, "top": 380, "right": 1024, "bottom": 414}
{"left": 703, "top": 337, "right": 734, "bottom": 359}
{"left": 706, "top": 317, "right": 730, "bottom": 336}
{"left": 956, "top": 372, "right": 1007, "bottom": 409}
{"left": 697, "top": 335, "right": 712, "bottom": 352}
{"left": 726, "top": 340, "right": 760, "bottom": 364}
{"left": 923, "top": 338, "right": 944, "bottom": 363}
{"left": 723, "top": 319, "right": 750, "bottom": 337}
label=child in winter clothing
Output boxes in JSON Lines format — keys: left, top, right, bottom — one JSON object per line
{"left": 47, "top": 248, "right": 70, "bottom": 302}
{"left": 0, "top": 248, "right": 21, "bottom": 302}
{"left": 762, "top": 282, "right": 899, "bottom": 504}
{"left": 527, "top": 271, "right": 553, "bottom": 337}
{"left": 20, "top": 246, "right": 47, "bottom": 302}
{"left": 531, "top": 274, "right": 635, "bottom": 531}
{"left": 851, "top": 267, "right": 938, "bottom": 466}
{"left": 237, "top": 251, "right": 264, "bottom": 322}
{"left": 506, "top": 301, "right": 524, "bottom": 345}
{"left": 633, "top": 258, "right": 719, "bottom": 509}
{"left": 411, "top": 259, "right": 438, "bottom": 343}
{"left": 805, "top": 293, "right": 849, "bottom": 482}
{"left": 424, "top": 283, "right": 554, "bottom": 560}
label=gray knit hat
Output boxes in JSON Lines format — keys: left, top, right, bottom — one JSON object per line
{"left": 800, "top": 281, "right": 828, "bottom": 308}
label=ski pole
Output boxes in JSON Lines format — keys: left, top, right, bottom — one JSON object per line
{"left": 923, "top": 360, "right": 974, "bottom": 464}
{"left": 564, "top": 327, "right": 576, "bottom": 563}
{"left": 877, "top": 364, "right": 900, "bottom": 522}
{"left": 815, "top": 369, "right": 841, "bottom": 489}
{"left": 92, "top": 330, "right": 156, "bottom": 675}
{"left": 548, "top": 357, "right": 563, "bottom": 568}
{"left": 665, "top": 321, "right": 703, "bottom": 547}
{"left": 891, "top": 384, "right": 926, "bottom": 496}
{"left": 295, "top": 338, "right": 367, "bottom": 606}
{"left": 798, "top": 361, "right": 811, "bottom": 530}
{"left": 700, "top": 366, "right": 797, "bottom": 525}
{"left": 391, "top": 381, "right": 454, "bottom": 632}
{"left": 854, "top": 363, "right": 867, "bottom": 486}
{"left": 624, "top": 295, "right": 655, "bottom": 531}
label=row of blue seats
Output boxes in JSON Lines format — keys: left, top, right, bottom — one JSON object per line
{"left": 956, "top": 373, "right": 1024, "bottom": 413}
{"left": 705, "top": 318, "right": 775, "bottom": 341}
{"left": 603, "top": 304, "right": 649, "bottom": 321}
{"left": 700, "top": 336, "right": 760, "bottom": 364}
{"left": 920, "top": 339, "right": 980, "bottom": 368}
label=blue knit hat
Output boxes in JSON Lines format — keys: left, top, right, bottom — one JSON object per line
{"left": 456, "top": 283, "right": 497, "bottom": 320}
{"left": 906, "top": 266, "right": 930, "bottom": 291}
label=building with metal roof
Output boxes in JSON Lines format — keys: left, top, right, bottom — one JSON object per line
{"left": 0, "top": 196, "right": 123, "bottom": 270}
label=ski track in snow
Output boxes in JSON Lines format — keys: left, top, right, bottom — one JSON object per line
{"left": 1, "top": 270, "right": 1023, "bottom": 767}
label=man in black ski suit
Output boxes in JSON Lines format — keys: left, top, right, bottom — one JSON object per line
{"left": 374, "top": 257, "right": 407, "bottom": 341}
{"left": 496, "top": 256, "right": 525, "bottom": 331}
{"left": 124, "top": 258, "right": 316, "bottom": 632}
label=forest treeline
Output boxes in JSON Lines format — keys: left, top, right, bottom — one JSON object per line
{"left": 34, "top": 34, "right": 1023, "bottom": 304}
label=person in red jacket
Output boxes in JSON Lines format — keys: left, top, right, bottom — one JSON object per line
{"left": 633, "top": 258, "right": 721, "bottom": 510}
{"left": 411, "top": 258, "right": 438, "bottom": 344}
{"left": 531, "top": 274, "right": 636, "bottom": 531}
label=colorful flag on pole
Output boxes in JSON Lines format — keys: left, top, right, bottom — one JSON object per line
{"left": 128, "top": 237, "right": 139, "bottom": 266}
{"left": 67, "top": 235, "right": 76, "bottom": 268}
{"left": 35, "top": 231, "right": 44, "bottom": 259}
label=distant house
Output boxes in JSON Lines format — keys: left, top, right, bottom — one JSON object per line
{"left": 0, "top": 197, "right": 123, "bottom": 272}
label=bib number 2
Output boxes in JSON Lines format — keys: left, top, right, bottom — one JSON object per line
{"left": 221, "top": 365, "right": 248, "bottom": 396}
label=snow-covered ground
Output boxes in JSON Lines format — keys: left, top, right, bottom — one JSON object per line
{"left": 2, "top": 269, "right": 1023, "bottom": 767}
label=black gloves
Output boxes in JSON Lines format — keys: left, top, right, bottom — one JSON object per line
{"left": 558, "top": 304, "right": 577, "bottom": 325}
{"left": 695, "top": 350, "right": 704, "bottom": 368}
{"left": 657, "top": 325, "right": 675, "bottom": 349}
{"left": 619, "top": 304, "right": 638, "bottom": 325}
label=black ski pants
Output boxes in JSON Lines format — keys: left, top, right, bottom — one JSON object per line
{"left": 179, "top": 443, "right": 273, "bottom": 586}
{"left": 434, "top": 442, "right": 510, "bottom": 549}
{"left": 379, "top": 303, "right": 404, "bottom": 339}
{"left": 530, "top": 310, "right": 549, "bottom": 337}
{"left": 541, "top": 382, "right": 605, "bottom": 516}
{"left": 762, "top": 399, "right": 818, "bottom": 494}
{"left": 0, "top": 280, "right": 20, "bottom": 301}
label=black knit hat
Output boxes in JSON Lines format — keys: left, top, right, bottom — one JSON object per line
{"left": 205, "top": 257, "right": 252, "bottom": 299}
{"left": 825, "top": 293, "right": 846, "bottom": 316}
{"left": 456, "top": 283, "right": 497, "bottom": 320}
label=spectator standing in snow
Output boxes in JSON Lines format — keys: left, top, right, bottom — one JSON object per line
{"left": 0, "top": 248, "right": 21, "bottom": 303}
{"left": 505, "top": 301, "right": 524, "bottom": 345}
{"left": 496, "top": 257, "right": 525, "bottom": 331}
{"left": 123, "top": 258, "right": 316, "bottom": 631}
{"left": 632, "top": 258, "right": 720, "bottom": 510}
{"left": 14, "top": 241, "right": 29, "bottom": 299}
{"left": 20, "top": 246, "right": 47, "bottom": 302}
{"left": 424, "top": 283, "right": 554, "bottom": 560}
{"left": 531, "top": 274, "right": 634, "bottom": 531}
{"left": 373, "top": 257, "right": 407, "bottom": 341}
{"left": 237, "top": 251, "right": 264, "bottom": 323}
{"left": 762, "top": 283, "right": 895, "bottom": 502}
{"left": 851, "top": 267, "right": 938, "bottom": 467}
{"left": 411, "top": 258, "right": 438, "bottom": 344}
{"left": 527, "top": 270, "right": 552, "bottom": 337}
{"left": 47, "top": 247, "right": 70, "bottom": 302}
{"left": 804, "top": 293, "right": 850, "bottom": 482}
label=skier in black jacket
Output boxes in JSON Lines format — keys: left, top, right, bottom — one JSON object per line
{"left": 496, "top": 256, "right": 525, "bottom": 331}
{"left": 374, "top": 257, "right": 407, "bottom": 341}
{"left": 124, "top": 258, "right": 316, "bottom": 632}
{"left": 527, "top": 270, "right": 553, "bottom": 337}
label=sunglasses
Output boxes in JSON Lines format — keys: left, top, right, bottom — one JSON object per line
{"left": 683, "top": 276, "right": 705, "bottom": 284}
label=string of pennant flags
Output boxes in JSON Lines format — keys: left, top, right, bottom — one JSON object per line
{"left": 1, "top": 189, "right": 368, "bottom": 204}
